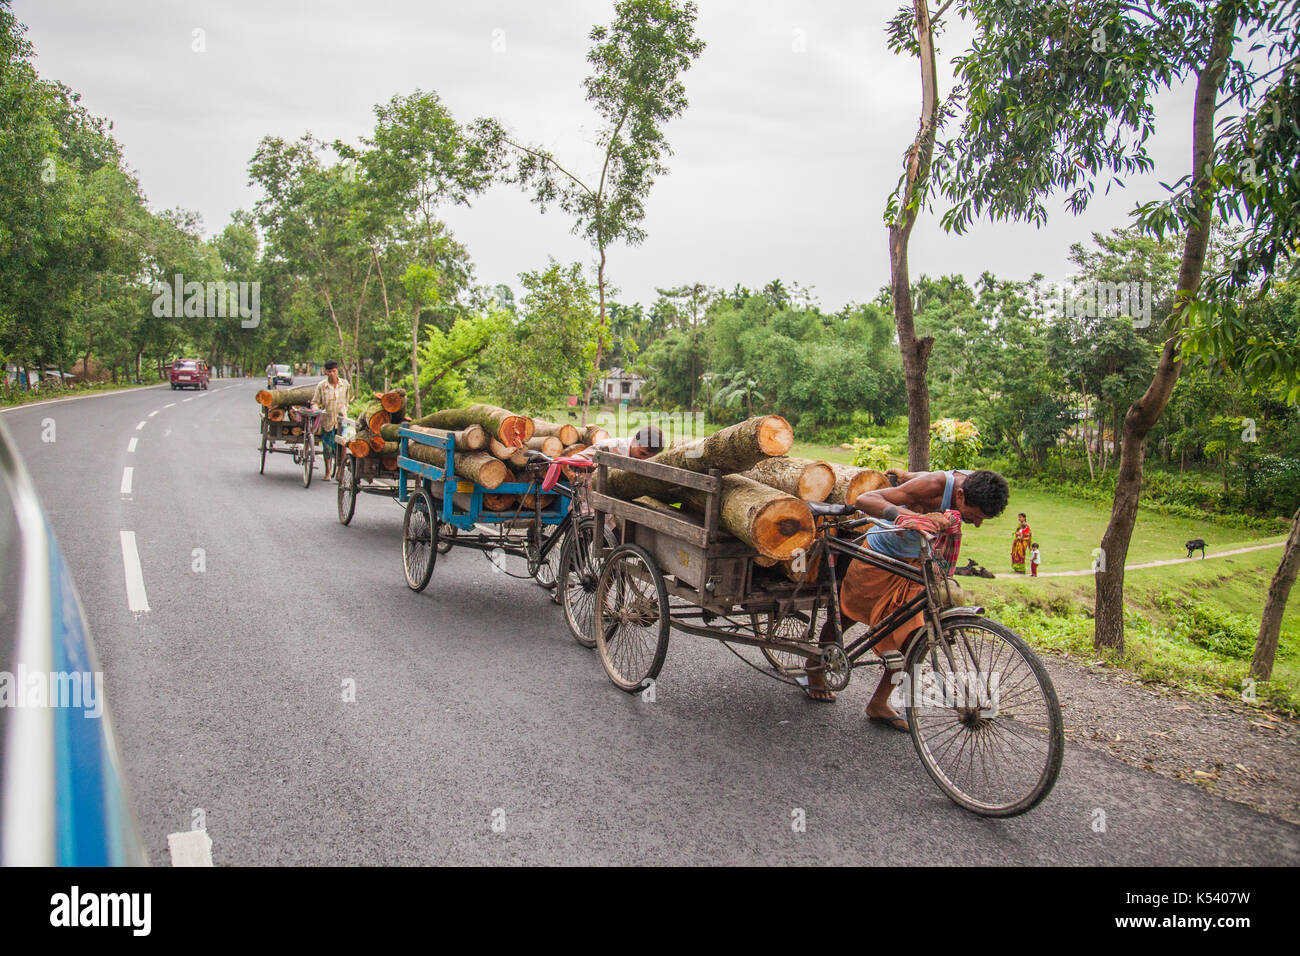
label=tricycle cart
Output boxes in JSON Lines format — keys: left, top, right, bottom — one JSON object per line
{"left": 395, "top": 427, "right": 612, "bottom": 640}
{"left": 258, "top": 405, "right": 323, "bottom": 488}
{"left": 334, "top": 416, "right": 417, "bottom": 530}
{"left": 587, "top": 450, "right": 1064, "bottom": 817}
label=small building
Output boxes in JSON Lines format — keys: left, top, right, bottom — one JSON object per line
{"left": 600, "top": 366, "right": 644, "bottom": 403}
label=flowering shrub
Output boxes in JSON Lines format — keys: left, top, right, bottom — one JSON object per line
{"left": 847, "top": 437, "right": 891, "bottom": 471}
{"left": 930, "top": 418, "right": 982, "bottom": 471}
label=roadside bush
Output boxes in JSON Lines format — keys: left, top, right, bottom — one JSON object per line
{"left": 1156, "top": 595, "right": 1257, "bottom": 660}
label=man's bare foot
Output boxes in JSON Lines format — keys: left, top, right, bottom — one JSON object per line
{"left": 801, "top": 672, "right": 836, "bottom": 703}
{"left": 865, "top": 671, "right": 907, "bottom": 729}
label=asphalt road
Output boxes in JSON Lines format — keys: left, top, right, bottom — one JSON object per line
{"left": 5, "top": 381, "right": 1299, "bottom": 865}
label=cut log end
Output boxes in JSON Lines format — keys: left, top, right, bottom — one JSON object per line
{"left": 255, "top": 389, "right": 273, "bottom": 406}
{"left": 752, "top": 498, "right": 815, "bottom": 560}
{"left": 796, "top": 461, "right": 836, "bottom": 502}
{"left": 757, "top": 415, "right": 795, "bottom": 457}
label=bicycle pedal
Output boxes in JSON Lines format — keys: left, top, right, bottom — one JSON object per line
{"left": 880, "top": 650, "right": 905, "bottom": 673}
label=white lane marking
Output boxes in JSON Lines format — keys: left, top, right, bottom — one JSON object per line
{"left": 120, "top": 467, "right": 133, "bottom": 495}
{"left": 127, "top": 437, "right": 138, "bottom": 453}
{"left": 164, "top": 402, "right": 176, "bottom": 408}
{"left": 182, "top": 397, "right": 193, "bottom": 403}
{"left": 168, "top": 830, "right": 213, "bottom": 866}
{"left": 135, "top": 421, "right": 146, "bottom": 430}
{"left": 119, "top": 530, "right": 150, "bottom": 613}
{"left": 148, "top": 410, "right": 159, "bottom": 417}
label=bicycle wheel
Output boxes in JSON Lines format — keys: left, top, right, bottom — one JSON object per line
{"left": 259, "top": 431, "right": 268, "bottom": 475}
{"left": 436, "top": 523, "right": 456, "bottom": 555}
{"left": 756, "top": 607, "right": 820, "bottom": 674}
{"left": 402, "top": 488, "right": 438, "bottom": 592}
{"left": 337, "top": 456, "right": 357, "bottom": 525}
{"left": 559, "top": 516, "right": 614, "bottom": 648}
{"left": 902, "top": 614, "right": 1064, "bottom": 817}
{"left": 594, "top": 544, "right": 669, "bottom": 691}
{"left": 301, "top": 433, "right": 314, "bottom": 488}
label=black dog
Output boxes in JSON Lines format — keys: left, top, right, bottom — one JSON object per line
{"left": 1185, "top": 538, "right": 1207, "bottom": 559}
{"left": 954, "top": 558, "right": 995, "bottom": 579}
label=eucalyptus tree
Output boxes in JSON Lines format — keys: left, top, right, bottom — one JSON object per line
{"left": 507, "top": 0, "right": 705, "bottom": 422}
{"left": 940, "top": 0, "right": 1293, "bottom": 652}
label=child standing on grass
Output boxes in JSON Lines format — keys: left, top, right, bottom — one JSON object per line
{"left": 1030, "top": 542, "right": 1041, "bottom": 577}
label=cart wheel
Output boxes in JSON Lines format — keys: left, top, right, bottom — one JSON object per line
{"left": 593, "top": 543, "right": 669, "bottom": 691}
{"left": 301, "top": 433, "right": 314, "bottom": 488}
{"left": 530, "top": 524, "right": 563, "bottom": 590}
{"left": 337, "top": 456, "right": 358, "bottom": 525}
{"left": 436, "top": 523, "right": 456, "bottom": 555}
{"left": 903, "top": 614, "right": 1064, "bottom": 817}
{"left": 259, "top": 432, "right": 268, "bottom": 475}
{"left": 755, "top": 608, "right": 820, "bottom": 674}
{"left": 402, "top": 488, "right": 438, "bottom": 592}
{"left": 559, "top": 517, "right": 615, "bottom": 648}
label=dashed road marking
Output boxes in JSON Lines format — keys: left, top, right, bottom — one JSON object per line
{"left": 148, "top": 410, "right": 159, "bottom": 417}
{"left": 182, "top": 397, "right": 193, "bottom": 403}
{"left": 119, "top": 530, "right": 150, "bottom": 613}
{"left": 135, "top": 421, "right": 147, "bottom": 430}
{"left": 128, "top": 438, "right": 138, "bottom": 453}
{"left": 164, "top": 402, "right": 176, "bottom": 408}
{"left": 120, "top": 467, "right": 133, "bottom": 495}
{"left": 167, "top": 830, "right": 213, "bottom": 866}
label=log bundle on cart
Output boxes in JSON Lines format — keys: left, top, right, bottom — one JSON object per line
{"left": 596, "top": 415, "right": 888, "bottom": 581}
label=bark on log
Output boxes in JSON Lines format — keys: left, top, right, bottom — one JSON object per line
{"left": 561, "top": 443, "right": 589, "bottom": 457}
{"left": 743, "top": 457, "right": 836, "bottom": 502}
{"left": 416, "top": 404, "right": 533, "bottom": 446}
{"left": 488, "top": 437, "right": 531, "bottom": 467}
{"left": 582, "top": 426, "right": 610, "bottom": 445}
{"left": 676, "top": 474, "right": 813, "bottom": 560}
{"left": 404, "top": 441, "right": 509, "bottom": 489}
{"left": 531, "top": 418, "right": 579, "bottom": 445}
{"left": 605, "top": 416, "right": 794, "bottom": 503}
{"left": 256, "top": 385, "right": 316, "bottom": 408}
{"left": 526, "top": 435, "right": 564, "bottom": 457}
{"left": 825, "top": 464, "right": 889, "bottom": 505}
{"left": 385, "top": 423, "right": 487, "bottom": 451}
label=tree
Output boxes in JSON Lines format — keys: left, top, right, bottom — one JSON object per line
{"left": 942, "top": 0, "right": 1289, "bottom": 652}
{"left": 508, "top": 0, "right": 704, "bottom": 422}
{"left": 487, "top": 261, "right": 601, "bottom": 413}
{"left": 358, "top": 91, "right": 502, "bottom": 416}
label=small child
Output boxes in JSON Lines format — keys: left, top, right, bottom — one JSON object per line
{"left": 1030, "top": 542, "right": 1041, "bottom": 577}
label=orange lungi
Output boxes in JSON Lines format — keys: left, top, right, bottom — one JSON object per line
{"left": 838, "top": 540, "right": 925, "bottom": 655}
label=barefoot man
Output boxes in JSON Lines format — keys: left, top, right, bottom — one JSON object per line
{"left": 805, "top": 467, "right": 1010, "bottom": 730}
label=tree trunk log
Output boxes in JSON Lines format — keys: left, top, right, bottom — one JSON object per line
{"left": 581, "top": 425, "right": 610, "bottom": 444}
{"left": 416, "top": 404, "right": 533, "bottom": 446}
{"left": 1252, "top": 507, "right": 1300, "bottom": 681}
{"left": 527, "top": 435, "right": 564, "bottom": 457}
{"left": 531, "top": 419, "right": 579, "bottom": 446}
{"left": 743, "top": 457, "right": 836, "bottom": 502}
{"left": 826, "top": 464, "right": 889, "bottom": 505}
{"left": 256, "top": 385, "right": 316, "bottom": 408}
{"left": 378, "top": 388, "right": 406, "bottom": 414}
{"left": 405, "top": 441, "right": 509, "bottom": 489}
{"left": 676, "top": 474, "right": 814, "bottom": 560}
{"left": 348, "top": 439, "right": 372, "bottom": 458}
{"left": 383, "top": 422, "right": 487, "bottom": 451}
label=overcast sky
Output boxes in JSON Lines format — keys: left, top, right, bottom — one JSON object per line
{"left": 15, "top": 0, "right": 1196, "bottom": 311}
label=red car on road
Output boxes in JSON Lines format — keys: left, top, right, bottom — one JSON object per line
{"left": 169, "top": 359, "right": 209, "bottom": 390}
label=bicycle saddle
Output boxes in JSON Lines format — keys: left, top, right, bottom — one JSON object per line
{"left": 807, "top": 501, "right": 857, "bottom": 517}
{"left": 542, "top": 456, "right": 595, "bottom": 492}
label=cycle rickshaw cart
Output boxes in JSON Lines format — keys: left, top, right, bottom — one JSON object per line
{"left": 335, "top": 415, "right": 406, "bottom": 527}
{"left": 395, "top": 427, "right": 612, "bottom": 638}
{"left": 586, "top": 450, "right": 1065, "bottom": 817}
{"left": 258, "top": 405, "right": 323, "bottom": 488}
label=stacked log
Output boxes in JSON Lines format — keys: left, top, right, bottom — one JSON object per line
{"left": 404, "top": 441, "right": 509, "bottom": 490}
{"left": 606, "top": 415, "right": 793, "bottom": 502}
{"left": 415, "top": 404, "right": 533, "bottom": 447}
{"left": 526, "top": 435, "right": 564, "bottom": 457}
{"left": 677, "top": 475, "right": 813, "bottom": 560}
{"left": 825, "top": 464, "right": 889, "bottom": 506}
{"left": 256, "top": 385, "right": 316, "bottom": 408}
{"left": 742, "top": 457, "right": 836, "bottom": 502}
{"left": 380, "top": 422, "right": 488, "bottom": 451}
{"left": 531, "top": 418, "right": 579, "bottom": 446}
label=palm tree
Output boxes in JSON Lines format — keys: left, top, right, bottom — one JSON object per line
{"left": 713, "top": 370, "right": 765, "bottom": 419}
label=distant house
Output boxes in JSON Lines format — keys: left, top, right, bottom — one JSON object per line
{"left": 600, "top": 366, "right": 644, "bottom": 403}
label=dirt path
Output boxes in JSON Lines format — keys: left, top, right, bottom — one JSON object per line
{"left": 996, "top": 540, "right": 1285, "bottom": 578}
{"left": 1039, "top": 649, "right": 1299, "bottom": 823}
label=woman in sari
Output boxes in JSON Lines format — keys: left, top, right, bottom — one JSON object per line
{"left": 1011, "top": 512, "right": 1031, "bottom": 573}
